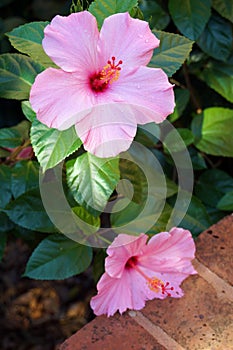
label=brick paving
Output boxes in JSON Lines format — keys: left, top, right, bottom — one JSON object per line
{"left": 60, "top": 214, "right": 233, "bottom": 350}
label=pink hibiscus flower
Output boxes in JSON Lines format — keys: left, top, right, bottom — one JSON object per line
{"left": 90, "top": 227, "right": 196, "bottom": 316}
{"left": 29, "top": 11, "right": 175, "bottom": 157}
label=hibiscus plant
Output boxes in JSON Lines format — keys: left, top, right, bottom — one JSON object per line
{"left": 0, "top": 0, "right": 233, "bottom": 316}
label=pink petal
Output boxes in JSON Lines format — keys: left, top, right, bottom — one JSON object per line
{"left": 141, "top": 268, "right": 185, "bottom": 300}
{"left": 140, "top": 228, "right": 197, "bottom": 275}
{"left": 30, "top": 68, "right": 94, "bottom": 130}
{"left": 98, "top": 13, "right": 159, "bottom": 68}
{"left": 43, "top": 12, "right": 99, "bottom": 73}
{"left": 75, "top": 103, "right": 137, "bottom": 157}
{"left": 113, "top": 66, "right": 175, "bottom": 124}
{"left": 106, "top": 233, "right": 147, "bottom": 278}
{"left": 90, "top": 269, "right": 147, "bottom": 316}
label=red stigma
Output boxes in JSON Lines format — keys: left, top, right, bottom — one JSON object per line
{"left": 161, "top": 282, "right": 174, "bottom": 297}
{"left": 90, "top": 57, "right": 123, "bottom": 93}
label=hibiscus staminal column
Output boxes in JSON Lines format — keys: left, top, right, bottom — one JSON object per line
{"left": 90, "top": 57, "right": 123, "bottom": 92}
{"left": 126, "top": 256, "right": 175, "bottom": 297}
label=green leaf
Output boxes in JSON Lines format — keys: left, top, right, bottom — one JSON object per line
{"left": 195, "top": 107, "right": 233, "bottom": 157}
{"left": 0, "top": 212, "right": 14, "bottom": 233}
{"left": 177, "top": 128, "right": 194, "bottom": 147}
{"left": 89, "top": 0, "right": 138, "bottom": 27}
{"left": 119, "top": 158, "right": 177, "bottom": 203}
{"left": 6, "top": 22, "right": 55, "bottom": 68}
{"left": 0, "top": 165, "right": 12, "bottom": 208}
{"left": 21, "top": 101, "right": 36, "bottom": 122}
{"left": 147, "top": 203, "right": 173, "bottom": 234}
{"left": 188, "top": 147, "right": 207, "bottom": 170}
{"left": 0, "top": 126, "right": 22, "bottom": 148}
{"left": 0, "top": 148, "right": 10, "bottom": 158}
{"left": 66, "top": 153, "right": 120, "bottom": 215}
{"left": 0, "top": 120, "right": 30, "bottom": 148}
{"left": 150, "top": 30, "right": 194, "bottom": 77}
{"left": 201, "top": 58, "right": 233, "bottom": 103}
{"left": 0, "top": 231, "right": 7, "bottom": 261}
{"left": 164, "top": 128, "right": 194, "bottom": 153}
{"left": 197, "top": 13, "right": 232, "bottom": 62}
{"left": 176, "top": 195, "right": 211, "bottom": 236}
{"left": 217, "top": 191, "right": 233, "bottom": 211}
{"left": 139, "top": 0, "right": 170, "bottom": 30}
{"left": 169, "top": 88, "right": 190, "bottom": 122}
{"left": 119, "top": 158, "right": 147, "bottom": 204}
{"left": 11, "top": 160, "right": 39, "bottom": 198}
{"left": 92, "top": 249, "right": 106, "bottom": 283}
{"left": 24, "top": 234, "right": 92, "bottom": 280}
{"left": 30, "top": 119, "right": 82, "bottom": 171}
{"left": 195, "top": 169, "right": 233, "bottom": 207}
{"left": 212, "top": 0, "right": 233, "bottom": 24}
{"left": 0, "top": 53, "right": 44, "bottom": 100}
{"left": 134, "top": 122, "right": 160, "bottom": 148}
{"left": 72, "top": 206, "right": 100, "bottom": 233}
{"left": 5, "top": 189, "right": 57, "bottom": 232}
{"left": 168, "top": 0, "right": 211, "bottom": 40}
{"left": 111, "top": 196, "right": 165, "bottom": 235}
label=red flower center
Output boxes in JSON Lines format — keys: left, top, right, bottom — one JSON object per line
{"left": 125, "top": 255, "right": 174, "bottom": 297}
{"left": 90, "top": 56, "right": 123, "bottom": 93}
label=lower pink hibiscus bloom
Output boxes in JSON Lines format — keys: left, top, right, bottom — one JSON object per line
{"left": 29, "top": 11, "right": 175, "bottom": 157}
{"left": 90, "top": 227, "right": 197, "bottom": 316}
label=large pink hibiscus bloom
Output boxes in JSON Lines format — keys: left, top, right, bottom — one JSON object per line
{"left": 30, "top": 11, "right": 175, "bottom": 157}
{"left": 90, "top": 228, "right": 196, "bottom": 316}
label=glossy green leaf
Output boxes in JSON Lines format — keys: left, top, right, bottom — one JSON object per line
{"left": 201, "top": 58, "right": 233, "bottom": 103}
{"left": 0, "top": 121, "right": 30, "bottom": 149}
{"left": 150, "top": 30, "right": 194, "bottom": 76}
{"left": 89, "top": 0, "right": 138, "bottom": 27}
{"left": 188, "top": 147, "right": 207, "bottom": 170}
{"left": 119, "top": 159, "right": 147, "bottom": 204}
{"left": 197, "top": 13, "right": 232, "bottom": 62}
{"left": 134, "top": 122, "right": 160, "bottom": 148}
{"left": 217, "top": 191, "right": 233, "bottom": 211}
{"left": 6, "top": 21, "right": 55, "bottom": 67}
{"left": 66, "top": 153, "right": 120, "bottom": 215}
{"left": 147, "top": 203, "right": 173, "bottom": 234}
{"left": 195, "top": 169, "right": 233, "bottom": 207}
{"left": 139, "top": 0, "right": 170, "bottom": 30}
{"left": 0, "top": 126, "right": 22, "bottom": 148}
{"left": 195, "top": 107, "right": 233, "bottom": 157}
{"left": 11, "top": 160, "right": 39, "bottom": 198}
{"left": 24, "top": 234, "right": 93, "bottom": 279}
{"left": 176, "top": 195, "right": 211, "bottom": 236}
{"left": 0, "top": 53, "right": 43, "bottom": 100}
{"left": 92, "top": 249, "right": 106, "bottom": 283}
{"left": 169, "top": 88, "right": 190, "bottom": 122}
{"left": 111, "top": 195, "right": 165, "bottom": 235}
{"left": 0, "top": 212, "right": 14, "bottom": 233}
{"left": 30, "top": 119, "right": 82, "bottom": 171}
{"left": 212, "top": 0, "right": 233, "bottom": 23}
{"left": 177, "top": 128, "right": 194, "bottom": 147}
{"left": 5, "top": 189, "right": 57, "bottom": 232}
{"left": 164, "top": 128, "right": 194, "bottom": 153}
{"left": 0, "top": 149, "right": 10, "bottom": 158}
{"left": 0, "top": 231, "right": 7, "bottom": 261}
{"left": 0, "top": 165, "right": 12, "bottom": 208}
{"left": 168, "top": 0, "right": 211, "bottom": 40}
{"left": 72, "top": 206, "right": 100, "bottom": 233}
{"left": 21, "top": 101, "right": 36, "bottom": 122}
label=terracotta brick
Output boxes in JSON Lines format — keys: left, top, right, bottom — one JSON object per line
{"left": 59, "top": 313, "right": 166, "bottom": 350}
{"left": 141, "top": 274, "right": 233, "bottom": 350}
{"left": 195, "top": 214, "right": 233, "bottom": 285}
